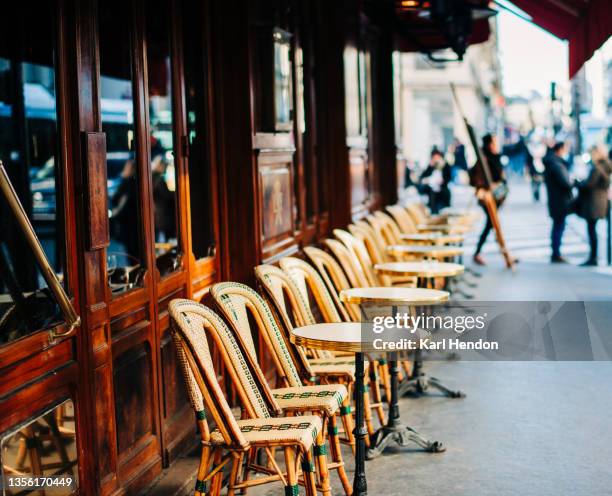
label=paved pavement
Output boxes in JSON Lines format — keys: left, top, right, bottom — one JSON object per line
{"left": 144, "top": 180, "right": 612, "bottom": 496}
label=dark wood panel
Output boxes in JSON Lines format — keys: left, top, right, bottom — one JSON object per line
{"left": 82, "top": 131, "right": 109, "bottom": 250}
{"left": 0, "top": 340, "right": 74, "bottom": 398}
{"left": 94, "top": 362, "right": 117, "bottom": 483}
{"left": 113, "top": 343, "right": 154, "bottom": 454}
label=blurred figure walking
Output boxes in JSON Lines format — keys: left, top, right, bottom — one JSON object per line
{"left": 543, "top": 142, "right": 573, "bottom": 263}
{"left": 575, "top": 145, "right": 612, "bottom": 266}
{"left": 472, "top": 134, "right": 507, "bottom": 266}
{"left": 419, "top": 149, "right": 452, "bottom": 214}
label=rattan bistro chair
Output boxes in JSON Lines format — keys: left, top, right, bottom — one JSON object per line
{"left": 373, "top": 211, "right": 404, "bottom": 244}
{"left": 323, "top": 239, "right": 370, "bottom": 289}
{"left": 303, "top": 246, "right": 361, "bottom": 322}
{"left": 278, "top": 257, "right": 387, "bottom": 427}
{"left": 210, "top": 282, "right": 358, "bottom": 451}
{"left": 367, "top": 213, "right": 399, "bottom": 246}
{"left": 169, "top": 300, "right": 324, "bottom": 496}
{"left": 348, "top": 223, "right": 416, "bottom": 288}
{"left": 387, "top": 204, "right": 419, "bottom": 234}
{"left": 307, "top": 245, "right": 393, "bottom": 400}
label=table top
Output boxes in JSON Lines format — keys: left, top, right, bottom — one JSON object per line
{"left": 374, "top": 261, "right": 464, "bottom": 278}
{"left": 439, "top": 208, "right": 475, "bottom": 217}
{"left": 386, "top": 244, "right": 464, "bottom": 258}
{"left": 417, "top": 224, "right": 470, "bottom": 233}
{"left": 399, "top": 232, "right": 465, "bottom": 244}
{"left": 339, "top": 286, "right": 449, "bottom": 305}
{"left": 291, "top": 322, "right": 369, "bottom": 353}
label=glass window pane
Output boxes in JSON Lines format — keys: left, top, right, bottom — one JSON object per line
{"left": 146, "top": 2, "right": 180, "bottom": 276}
{"left": 99, "top": 0, "right": 145, "bottom": 295}
{"left": 344, "top": 47, "right": 360, "bottom": 136}
{"left": 182, "top": 0, "right": 215, "bottom": 260}
{"left": 273, "top": 29, "right": 293, "bottom": 130}
{"left": 0, "top": 2, "right": 64, "bottom": 344}
{"left": 1, "top": 399, "right": 78, "bottom": 494}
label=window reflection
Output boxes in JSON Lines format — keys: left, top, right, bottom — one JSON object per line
{"left": 182, "top": 0, "right": 215, "bottom": 260}
{"left": 1, "top": 400, "right": 78, "bottom": 495}
{"left": 146, "top": 1, "right": 180, "bottom": 276}
{"left": 273, "top": 29, "right": 293, "bottom": 130}
{"left": 99, "top": 0, "right": 145, "bottom": 294}
{"left": 0, "top": 3, "right": 63, "bottom": 343}
{"left": 344, "top": 47, "right": 360, "bottom": 136}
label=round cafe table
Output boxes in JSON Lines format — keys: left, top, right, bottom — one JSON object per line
{"left": 373, "top": 262, "right": 466, "bottom": 400}
{"left": 399, "top": 232, "right": 464, "bottom": 245}
{"left": 291, "top": 322, "right": 371, "bottom": 496}
{"left": 386, "top": 244, "right": 463, "bottom": 260}
{"left": 340, "top": 287, "right": 448, "bottom": 464}
{"left": 417, "top": 223, "right": 470, "bottom": 234}
{"left": 375, "top": 261, "right": 464, "bottom": 289}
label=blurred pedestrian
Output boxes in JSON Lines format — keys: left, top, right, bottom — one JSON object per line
{"left": 453, "top": 137, "right": 468, "bottom": 171}
{"left": 524, "top": 143, "right": 542, "bottom": 202}
{"left": 471, "top": 134, "right": 508, "bottom": 265}
{"left": 419, "top": 149, "right": 451, "bottom": 214}
{"left": 543, "top": 141, "right": 573, "bottom": 263}
{"left": 575, "top": 145, "right": 612, "bottom": 266}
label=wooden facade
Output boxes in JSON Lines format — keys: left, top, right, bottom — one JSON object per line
{"left": 0, "top": 0, "right": 399, "bottom": 494}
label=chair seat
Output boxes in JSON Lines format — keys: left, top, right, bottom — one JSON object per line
{"left": 272, "top": 384, "right": 348, "bottom": 416}
{"left": 309, "top": 357, "right": 369, "bottom": 379}
{"left": 210, "top": 415, "right": 322, "bottom": 450}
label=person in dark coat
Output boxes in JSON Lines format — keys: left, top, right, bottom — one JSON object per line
{"left": 453, "top": 138, "right": 467, "bottom": 170}
{"left": 419, "top": 149, "right": 452, "bottom": 214}
{"left": 576, "top": 145, "right": 612, "bottom": 266}
{"left": 472, "top": 134, "right": 506, "bottom": 266}
{"left": 543, "top": 141, "right": 573, "bottom": 263}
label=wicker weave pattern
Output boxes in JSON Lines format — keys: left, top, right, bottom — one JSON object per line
{"left": 309, "top": 356, "right": 368, "bottom": 379}
{"left": 255, "top": 266, "right": 316, "bottom": 326}
{"left": 169, "top": 300, "right": 248, "bottom": 448}
{"left": 172, "top": 333, "right": 205, "bottom": 413}
{"left": 174, "top": 299, "right": 275, "bottom": 418}
{"left": 373, "top": 211, "right": 403, "bottom": 243}
{"left": 210, "top": 416, "right": 321, "bottom": 449}
{"left": 212, "top": 282, "right": 304, "bottom": 388}
{"left": 303, "top": 246, "right": 360, "bottom": 322}
{"left": 324, "top": 238, "right": 370, "bottom": 289}
{"left": 334, "top": 229, "right": 379, "bottom": 286}
{"left": 388, "top": 205, "right": 418, "bottom": 233}
{"left": 279, "top": 257, "right": 343, "bottom": 324}
{"left": 272, "top": 384, "right": 348, "bottom": 416}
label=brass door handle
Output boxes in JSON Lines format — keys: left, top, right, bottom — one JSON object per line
{"left": 0, "top": 162, "right": 81, "bottom": 344}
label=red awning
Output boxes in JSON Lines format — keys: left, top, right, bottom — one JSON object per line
{"left": 510, "top": 0, "right": 611, "bottom": 78}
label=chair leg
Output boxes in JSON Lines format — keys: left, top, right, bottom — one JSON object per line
{"left": 379, "top": 361, "right": 392, "bottom": 400}
{"left": 227, "top": 453, "right": 244, "bottom": 496}
{"left": 314, "top": 430, "right": 331, "bottom": 496}
{"left": 328, "top": 416, "right": 352, "bottom": 496}
{"left": 302, "top": 449, "right": 318, "bottom": 496}
{"left": 239, "top": 448, "right": 257, "bottom": 494}
{"left": 369, "top": 364, "right": 386, "bottom": 426}
{"left": 195, "top": 445, "right": 211, "bottom": 496}
{"left": 210, "top": 449, "right": 224, "bottom": 496}
{"left": 362, "top": 389, "right": 374, "bottom": 446}
{"left": 339, "top": 397, "right": 356, "bottom": 455}
{"left": 284, "top": 447, "right": 299, "bottom": 496}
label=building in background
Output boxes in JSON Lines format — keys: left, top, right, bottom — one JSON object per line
{"left": 394, "top": 23, "right": 503, "bottom": 174}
